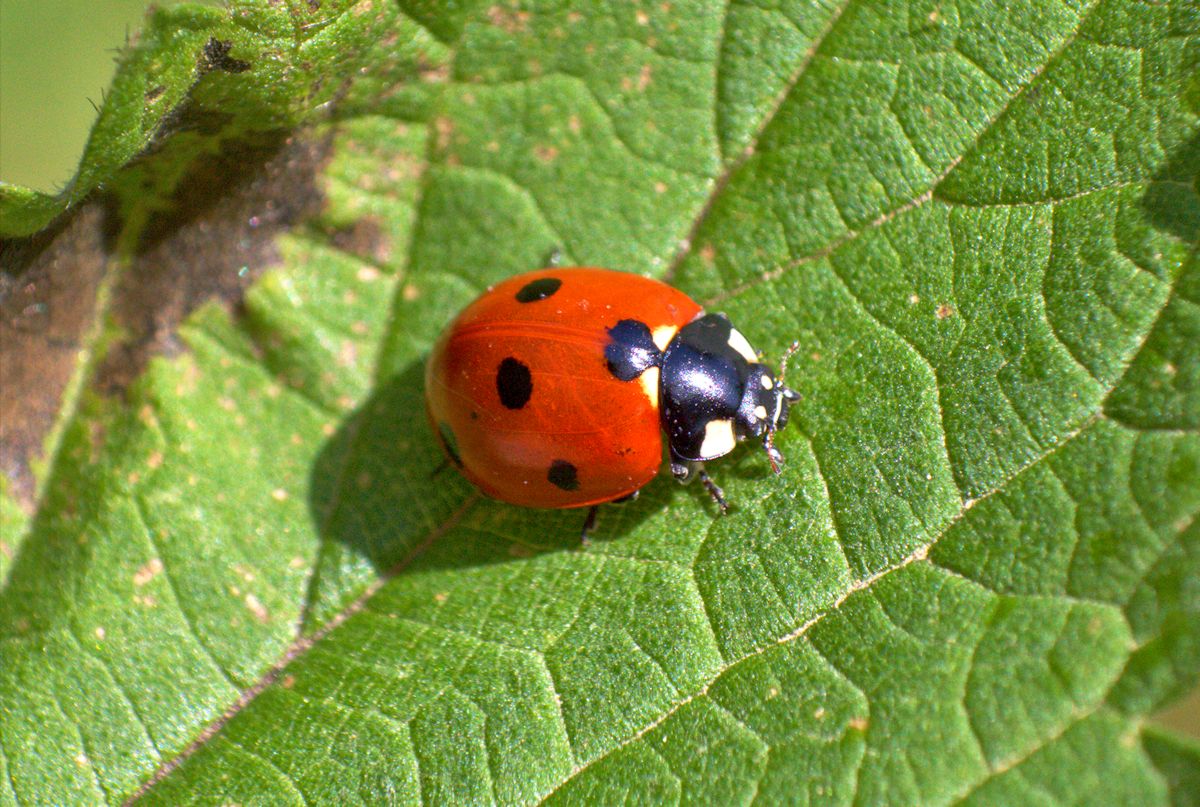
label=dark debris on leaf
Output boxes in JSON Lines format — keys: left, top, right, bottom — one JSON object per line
{"left": 200, "top": 38, "right": 250, "bottom": 75}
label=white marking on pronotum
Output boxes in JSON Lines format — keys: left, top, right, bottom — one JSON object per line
{"left": 761, "top": 375, "right": 773, "bottom": 389}
{"left": 727, "top": 328, "right": 758, "bottom": 362}
{"left": 639, "top": 367, "right": 660, "bottom": 407}
{"left": 754, "top": 405, "right": 768, "bottom": 420}
{"left": 652, "top": 325, "right": 678, "bottom": 351}
{"left": 700, "top": 419, "right": 736, "bottom": 459}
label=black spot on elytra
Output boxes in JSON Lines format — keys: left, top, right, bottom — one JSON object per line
{"left": 437, "top": 422, "right": 463, "bottom": 468}
{"left": 548, "top": 459, "right": 580, "bottom": 491}
{"left": 605, "top": 319, "right": 661, "bottom": 381}
{"left": 515, "top": 277, "right": 562, "bottom": 303}
{"left": 496, "top": 357, "right": 533, "bottom": 409}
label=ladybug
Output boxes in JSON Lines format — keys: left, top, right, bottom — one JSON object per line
{"left": 424, "top": 267, "right": 800, "bottom": 535}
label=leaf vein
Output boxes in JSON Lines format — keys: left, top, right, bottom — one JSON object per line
{"left": 717, "top": 0, "right": 1103, "bottom": 304}
{"left": 224, "top": 739, "right": 310, "bottom": 806}
{"left": 61, "top": 628, "right": 163, "bottom": 762}
{"left": 130, "top": 493, "right": 242, "bottom": 692}
{"left": 664, "top": 0, "right": 854, "bottom": 284}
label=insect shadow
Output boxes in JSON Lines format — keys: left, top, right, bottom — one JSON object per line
{"left": 307, "top": 359, "right": 663, "bottom": 578}
{"left": 1138, "top": 128, "right": 1199, "bottom": 243}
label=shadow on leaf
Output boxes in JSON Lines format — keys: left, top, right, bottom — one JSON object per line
{"left": 1140, "top": 129, "right": 1200, "bottom": 243}
{"left": 307, "top": 359, "right": 668, "bottom": 584}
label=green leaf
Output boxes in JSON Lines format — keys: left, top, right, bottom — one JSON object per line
{"left": 1, "top": 0, "right": 1197, "bottom": 804}
{"left": 1143, "top": 727, "right": 1200, "bottom": 807}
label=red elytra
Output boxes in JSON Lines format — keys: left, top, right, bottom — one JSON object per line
{"left": 425, "top": 267, "right": 801, "bottom": 527}
{"left": 425, "top": 268, "right": 702, "bottom": 509}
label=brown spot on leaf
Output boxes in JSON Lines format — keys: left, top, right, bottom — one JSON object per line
{"left": 487, "top": 5, "right": 531, "bottom": 33}
{"left": 1, "top": 203, "right": 113, "bottom": 507}
{"left": 97, "top": 131, "right": 332, "bottom": 394}
{"left": 327, "top": 216, "right": 392, "bottom": 265}
{"left": 637, "top": 64, "right": 653, "bottom": 91}
{"left": 133, "top": 557, "right": 164, "bottom": 587}
{"left": 2, "top": 127, "right": 332, "bottom": 510}
{"left": 418, "top": 59, "right": 450, "bottom": 84}
{"left": 936, "top": 303, "right": 955, "bottom": 319}
{"left": 244, "top": 592, "right": 270, "bottom": 623}
{"left": 434, "top": 116, "right": 455, "bottom": 151}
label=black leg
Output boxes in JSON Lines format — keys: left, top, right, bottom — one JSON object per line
{"left": 429, "top": 457, "right": 451, "bottom": 478}
{"left": 580, "top": 505, "right": 599, "bottom": 545}
{"left": 697, "top": 470, "right": 730, "bottom": 514}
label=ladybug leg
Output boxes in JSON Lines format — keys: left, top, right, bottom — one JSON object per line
{"left": 697, "top": 469, "right": 730, "bottom": 515}
{"left": 669, "top": 446, "right": 699, "bottom": 482}
{"left": 611, "top": 490, "right": 640, "bottom": 504}
{"left": 669, "top": 447, "right": 729, "bottom": 513}
{"left": 763, "top": 433, "right": 784, "bottom": 474}
{"left": 580, "top": 505, "right": 599, "bottom": 545}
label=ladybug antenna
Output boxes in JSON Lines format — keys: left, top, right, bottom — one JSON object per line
{"left": 778, "top": 340, "right": 801, "bottom": 391}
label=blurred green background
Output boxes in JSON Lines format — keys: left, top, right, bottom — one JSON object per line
{"left": 0, "top": 0, "right": 212, "bottom": 191}
{"left": 1, "top": 0, "right": 1197, "bottom": 743}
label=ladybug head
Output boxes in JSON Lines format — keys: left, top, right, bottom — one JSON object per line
{"left": 738, "top": 354, "right": 802, "bottom": 474}
{"left": 660, "top": 313, "right": 800, "bottom": 477}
